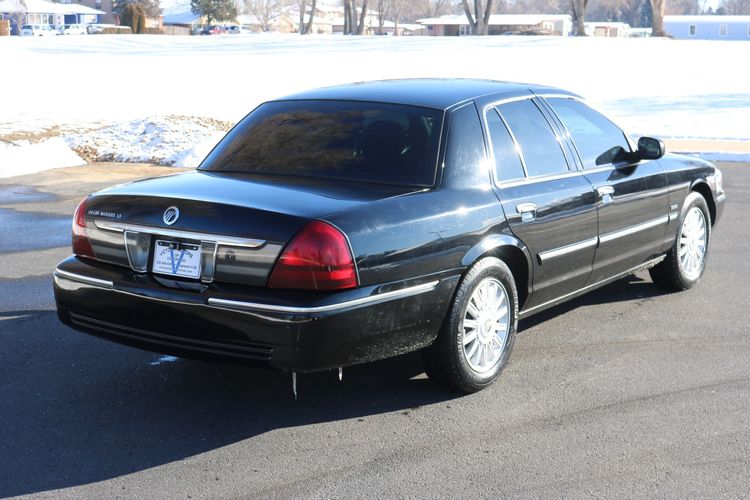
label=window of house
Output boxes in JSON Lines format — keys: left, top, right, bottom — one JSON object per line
{"left": 486, "top": 109, "right": 525, "bottom": 182}
{"left": 689, "top": 25, "right": 696, "bottom": 36}
{"left": 546, "top": 98, "right": 632, "bottom": 169}
{"left": 720, "top": 24, "right": 728, "bottom": 37}
{"left": 497, "top": 99, "right": 569, "bottom": 178}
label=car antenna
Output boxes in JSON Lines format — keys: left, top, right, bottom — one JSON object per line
{"left": 292, "top": 371, "right": 298, "bottom": 400}
{"left": 338, "top": 367, "right": 343, "bottom": 381}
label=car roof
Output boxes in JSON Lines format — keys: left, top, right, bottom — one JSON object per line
{"left": 278, "top": 78, "right": 579, "bottom": 110}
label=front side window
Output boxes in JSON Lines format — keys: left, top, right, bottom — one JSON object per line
{"left": 201, "top": 100, "right": 443, "bottom": 187}
{"left": 497, "top": 99, "right": 569, "bottom": 178}
{"left": 546, "top": 98, "right": 631, "bottom": 169}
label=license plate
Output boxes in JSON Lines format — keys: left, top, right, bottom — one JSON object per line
{"left": 152, "top": 240, "right": 201, "bottom": 279}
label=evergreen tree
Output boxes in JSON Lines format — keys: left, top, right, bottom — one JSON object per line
{"left": 191, "top": 0, "right": 237, "bottom": 25}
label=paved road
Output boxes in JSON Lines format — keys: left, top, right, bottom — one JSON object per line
{"left": 1, "top": 164, "right": 748, "bottom": 498}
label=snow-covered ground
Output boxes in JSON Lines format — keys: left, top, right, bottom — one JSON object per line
{"left": 1, "top": 34, "right": 748, "bottom": 176}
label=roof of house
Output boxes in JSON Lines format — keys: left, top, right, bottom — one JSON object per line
{"left": 417, "top": 14, "right": 571, "bottom": 26}
{"left": 0, "top": 0, "right": 104, "bottom": 14}
{"left": 277, "top": 78, "right": 575, "bottom": 110}
{"left": 664, "top": 15, "right": 750, "bottom": 23}
{"left": 162, "top": 10, "right": 201, "bottom": 25}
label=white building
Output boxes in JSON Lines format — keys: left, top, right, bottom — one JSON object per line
{"left": 584, "top": 21, "right": 631, "bottom": 37}
{"left": 417, "top": 14, "right": 572, "bottom": 36}
{"left": 664, "top": 15, "right": 750, "bottom": 40}
{"left": 0, "top": 0, "right": 104, "bottom": 33}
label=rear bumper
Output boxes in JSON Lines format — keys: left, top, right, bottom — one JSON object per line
{"left": 53, "top": 256, "right": 458, "bottom": 372}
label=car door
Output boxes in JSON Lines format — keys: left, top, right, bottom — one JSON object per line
{"left": 486, "top": 98, "right": 598, "bottom": 310}
{"left": 542, "top": 97, "right": 670, "bottom": 284}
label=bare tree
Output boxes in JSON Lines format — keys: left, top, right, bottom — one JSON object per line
{"left": 377, "top": 0, "right": 389, "bottom": 33}
{"left": 298, "top": 0, "right": 316, "bottom": 34}
{"left": 570, "top": 0, "right": 588, "bottom": 35}
{"left": 426, "top": 0, "right": 449, "bottom": 17}
{"left": 650, "top": 0, "right": 666, "bottom": 35}
{"left": 460, "top": 0, "right": 494, "bottom": 35}
{"left": 357, "top": 0, "right": 369, "bottom": 34}
{"left": 244, "top": 0, "right": 282, "bottom": 31}
{"left": 720, "top": 0, "right": 750, "bottom": 13}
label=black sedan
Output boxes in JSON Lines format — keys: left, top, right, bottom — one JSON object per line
{"left": 53, "top": 79, "right": 726, "bottom": 393}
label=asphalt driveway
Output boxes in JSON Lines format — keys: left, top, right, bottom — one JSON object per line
{"left": 0, "top": 163, "right": 748, "bottom": 498}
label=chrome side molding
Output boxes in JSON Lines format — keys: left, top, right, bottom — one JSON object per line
{"left": 599, "top": 215, "right": 669, "bottom": 244}
{"left": 538, "top": 237, "right": 598, "bottom": 264}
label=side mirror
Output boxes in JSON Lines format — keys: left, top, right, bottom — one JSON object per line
{"left": 637, "top": 137, "right": 665, "bottom": 160}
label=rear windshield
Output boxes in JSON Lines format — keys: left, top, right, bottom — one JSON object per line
{"left": 200, "top": 100, "right": 444, "bottom": 187}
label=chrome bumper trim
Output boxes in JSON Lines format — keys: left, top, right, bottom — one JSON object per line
{"left": 94, "top": 220, "right": 266, "bottom": 249}
{"left": 208, "top": 280, "right": 440, "bottom": 315}
{"left": 54, "top": 266, "right": 439, "bottom": 317}
{"left": 54, "top": 269, "right": 114, "bottom": 289}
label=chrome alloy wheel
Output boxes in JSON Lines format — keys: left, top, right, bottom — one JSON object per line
{"left": 462, "top": 277, "right": 510, "bottom": 374}
{"left": 678, "top": 206, "right": 707, "bottom": 280}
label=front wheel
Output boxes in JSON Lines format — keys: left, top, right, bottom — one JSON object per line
{"left": 421, "top": 257, "right": 518, "bottom": 393}
{"left": 650, "top": 192, "right": 711, "bottom": 291}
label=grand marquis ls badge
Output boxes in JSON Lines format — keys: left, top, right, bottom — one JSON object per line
{"left": 163, "top": 206, "right": 180, "bottom": 225}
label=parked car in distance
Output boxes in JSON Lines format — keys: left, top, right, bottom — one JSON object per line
{"left": 59, "top": 24, "right": 87, "bottom": 35}
{"left": 53, "top": 79, "right": 725, "bottom": 393}
{"left": 199, "top": 25, "right": 225, "bottom": 35}
{"left": 21, "top": 24, "right": 58, "bottom": 36}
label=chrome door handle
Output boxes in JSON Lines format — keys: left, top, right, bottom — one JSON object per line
{"left": 516, "top": 202, "right": 537, "bottom": 222}
{"left": 597, "top": 185, "right": 614, "bottom": 204}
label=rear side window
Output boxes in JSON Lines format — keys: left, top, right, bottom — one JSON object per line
{"left": 200, "top": 100, "right": 443, "bottom": 187}
{"left": 547, "top": 98, "right": 631, "bottom": 169}
{"left": 486, "top": 109, "right": 525, "bottom": 182}
{"left": 443, "top": 103, "right": 487, "bottom": 186}
{"left": 498, "top": 99, "right": 569, "bottom": 178}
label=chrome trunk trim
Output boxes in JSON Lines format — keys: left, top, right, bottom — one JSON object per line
{"left": 94, "top": 220, "right": 266, "bottom": 249}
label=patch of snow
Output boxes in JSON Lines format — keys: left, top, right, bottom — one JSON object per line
{"left": 1, "top": 35, "right": 748, "bottom": 167}
{"left": 0, "top": 138, "right": 86, "bottom": 179}
{"left": 65, "top": 116, "right": 228, "bottom": 167}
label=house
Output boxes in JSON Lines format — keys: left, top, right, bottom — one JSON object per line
{"left": 236, "top": 13, "right": 296, "bottom": 33}
{"left": 584, "top": 21, "right": 631, "bottom": 37}
{"left": 417, "top": 14, "right": 571, "bottom": 36}
{"left": 0, "top": 0, "right": 105, "bottom": 34}
{"left": 162, "top": 10, "right": 199, "bottom": 35}
{"left": 664, "top": 15, "right": 750, "bottom": 40}
{"left": 57, "top": 0, "right": 113, "bottom": 24}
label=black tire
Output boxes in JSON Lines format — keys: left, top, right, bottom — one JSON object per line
{"left": 649, "top": 191, "right": 711, "bottom": 291}
{"left": 421, "top": 257, "right": 518, "bottom": 393}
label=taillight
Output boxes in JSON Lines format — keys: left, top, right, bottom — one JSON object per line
{"left": 72, "top": 197, "right": 96, "bottom": 259}
{"left": 268, "top": 221, "right": 358, "bottom": 291}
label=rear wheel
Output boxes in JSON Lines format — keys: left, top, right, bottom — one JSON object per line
{"left": 421, "top": 257, "right": 518, "bottom": 393}
{"left": 650, "top": 192, "right": 711, "bottom": 291}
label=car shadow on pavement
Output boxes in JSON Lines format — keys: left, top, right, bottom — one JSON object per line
{"left": 0, "top": 275, "right": 666, "bottom": 496}
{"left": 0, "top": 309, "right": 454, "bottom": 497}
{"left": 519, "top": 274, "right": 667, "bottom": 332}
